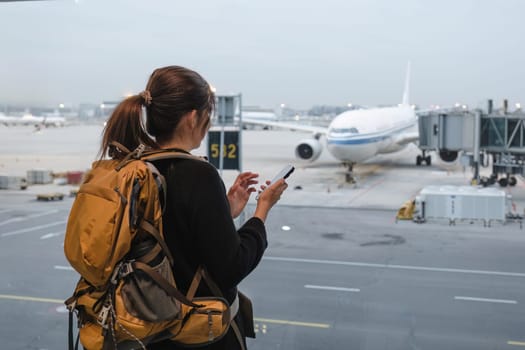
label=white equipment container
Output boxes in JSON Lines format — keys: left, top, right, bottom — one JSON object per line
{"left": 0, "top": 175, "right": 28, "bottom": 190}
{"left": 414, "top": 185, "right": 508, "bottom": 225}
{"left": 26, "top": 169, "right": 53, "bottom": 185}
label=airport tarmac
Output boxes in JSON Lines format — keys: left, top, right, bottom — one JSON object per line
{"left": 1, "top": 125, "right": 525, "bottom": 350}
{"left": 3, "top": 124, "right": 525, "bottom": 213}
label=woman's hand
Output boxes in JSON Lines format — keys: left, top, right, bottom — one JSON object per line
{"left": 227, "top": 172, "right": 259, "bottom": 218}
{"left": 254, "top": 178, "right": 288, "bottom": 222}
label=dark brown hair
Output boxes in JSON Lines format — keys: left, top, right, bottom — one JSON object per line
{"left": 99, "top": 66, "right": 215, "bottom": 159}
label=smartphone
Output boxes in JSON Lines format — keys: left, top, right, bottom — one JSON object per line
{"left": 256, "top": 164, "right": 295, "bottom": 200}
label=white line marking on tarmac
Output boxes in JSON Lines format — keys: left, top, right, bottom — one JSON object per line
{"left": 40, "top": 232, "right": 64, "bottom": 240}
{"left": 264, "top": 256, "right": 525, "bottom": 278}
{"left": 508, "top": 341, "right": 525, "bottom": 346}
{"left": 454, "top": 296, "right": 517, "bottom": 304}
{"left": 54, "top": 265, "right": 74, "bottom": 271}
{"left": 0, "top": 217, "right": 24, "bottom": 226}
{"left": 0, "top": 210, "right": 59, "bottom": 227}
{"left": 305, "top": 284, "right": 360, "bottom": 292}
{"left": 1, "top": 220, "right": 67, "bottom": 237}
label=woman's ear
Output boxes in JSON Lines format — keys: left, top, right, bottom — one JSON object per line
{"left": 188, "top": 110, "right": 198, "bottom": 129}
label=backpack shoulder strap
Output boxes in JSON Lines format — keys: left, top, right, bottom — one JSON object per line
{"left": 140, "top": 149, "right": 207, "bottom": 163}
{"left": 136, "top": 150, "right": 206, "bottom": 265}
{"left": 140, "top": 149, "right": 205, "bottom": 214}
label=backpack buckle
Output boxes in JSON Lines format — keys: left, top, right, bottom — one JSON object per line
{"left": 110, "top": 262, "right": 122, "bottom": 285}
{"left": 65, "top": 299, "right": 77, "bottom": 313}
{"left": 133, "top": 144, "right": 146, "bottom": 159}
{"left": 119, "top": 262, "right": 134, "bottom": 279}
{"left": 110, "top": 261, "right": 134, "bottom": 285}
{"left": 97, "top": 304, "right": 111, "bottom": 329}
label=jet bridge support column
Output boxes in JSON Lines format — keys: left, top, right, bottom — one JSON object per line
{"left": 472, "top": 111, "right": 481, "bottom": 184}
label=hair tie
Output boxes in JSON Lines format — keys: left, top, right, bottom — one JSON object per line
{"left": 139, "top": 90, "right": 152, "bottom": 107}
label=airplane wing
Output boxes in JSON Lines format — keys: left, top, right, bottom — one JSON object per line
{"left": 242, "top": 118, "right": 328, "bottom": 136}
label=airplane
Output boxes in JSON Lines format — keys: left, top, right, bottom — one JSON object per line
{"left": 0, "top": 113, "right": 41, "bottom": 126}
{"left": 243, "top": 64, "right": 457, "bottom": 182}
{"left": 42, "top": 113, "right": 67, "bottom": 127}
{"left": 0, "top": 113, "right": 66, "bottom": 127}
{"left": 0, "top": 113, "right": 17, "bottom": 125}
{"left": 240, "top": 109, "right": 279, "bottom": 130}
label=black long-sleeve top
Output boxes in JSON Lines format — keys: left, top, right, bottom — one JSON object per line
{"left": 149, "top": 153, "right": 267, "bottom": 349}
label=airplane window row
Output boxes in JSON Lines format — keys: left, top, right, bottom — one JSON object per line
{"left": 330, "top": 127, "right": 359, "bottom": 134}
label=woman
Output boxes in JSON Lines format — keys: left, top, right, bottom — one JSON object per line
{"left": 99, "top": 65, "right": 288, "bottom": 349}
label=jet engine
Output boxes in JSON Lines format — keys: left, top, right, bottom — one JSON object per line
{"left": 438, "top": 149, "right": 459, "bottom": 163}
{"left": 295, "top": 138, "right": 323, "bottom": 162}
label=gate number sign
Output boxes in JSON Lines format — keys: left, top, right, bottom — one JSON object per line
{"left": 207, "top": 130, "right": 240, "bottom": 170}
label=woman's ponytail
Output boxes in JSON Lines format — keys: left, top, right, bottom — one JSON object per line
{"left": 98, "top": 66, "right": 214, "bottom": 158}
{"left": 99, "top": 95, "right": 157, "bottom": 159}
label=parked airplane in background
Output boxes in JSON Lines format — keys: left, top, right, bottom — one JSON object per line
{"left": 0, "top": 113, "right": 66, "bottom": 127}
{"left": 240, "top": 109, "right": 279, "bottom": 130}
{"left": 244, "top": 64, "right": 456, "bottom": 182}
{"left": 42, "top": 113, "right": 67, "bottom": 127}
{"left": 0, "top": 114, "right": 17, "bottom": 125}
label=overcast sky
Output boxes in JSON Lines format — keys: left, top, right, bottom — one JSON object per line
{"left": 1, "top": 0, "right": 524, "bottom": 110}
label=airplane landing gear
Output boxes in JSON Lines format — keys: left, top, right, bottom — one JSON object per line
{"left": 479, "top": 173, "right": 517, "bottom": 187}
{"left": 479, "top": 174, "right": 497, "bottom": 187}
{"left": 416, "top": 151, "right": 431, "bottom": 166}
{"left": 498, "top": 174, "right": 517, "bottom": 187}
{"left": 343, "top": 162, "right": 356, "bottom": 183}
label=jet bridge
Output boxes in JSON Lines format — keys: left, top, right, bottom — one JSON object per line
{"left": 479, "top": 112, "right": 525, "bottom": 186}
{"left": 417, "top": 102, "right": 525, "bottom": 187}
{"left": 417, "top": 110, "right": 477, "bottom": 165}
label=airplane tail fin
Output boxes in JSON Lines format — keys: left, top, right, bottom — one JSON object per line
{"left": 402, "top": 61, "right": 411, "bottom": 106}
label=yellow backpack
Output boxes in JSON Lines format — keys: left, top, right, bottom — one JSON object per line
{"left": 64, "top": 143, "right": 238, "bottom": 350}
